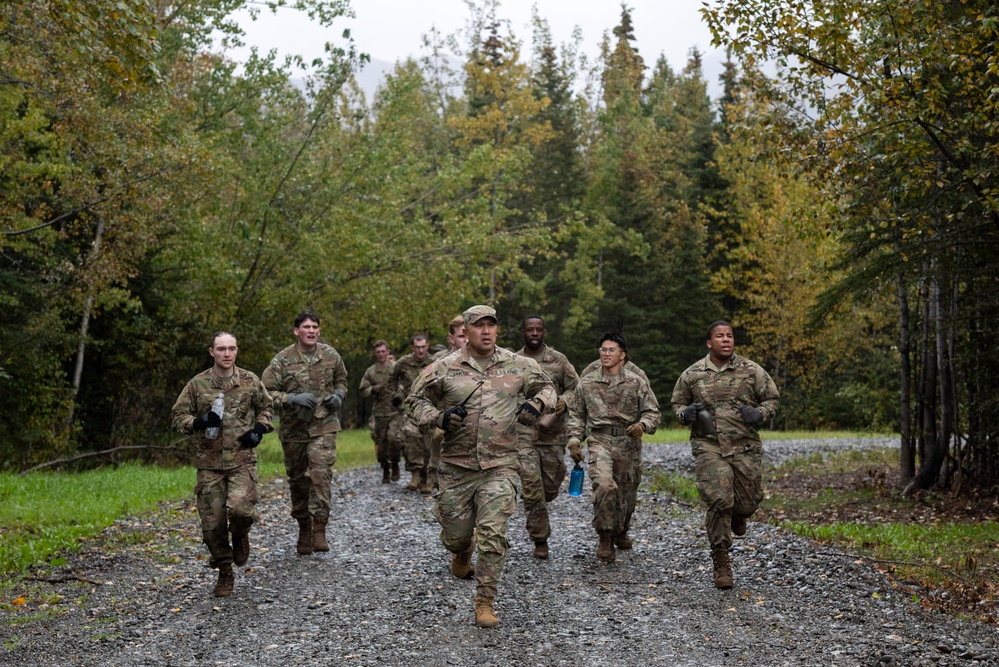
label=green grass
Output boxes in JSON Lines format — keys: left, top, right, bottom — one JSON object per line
{"left": 644, "top": 470, "right": 700, "bottom": 503}
{"left": 0, "top": 429, "right": 378, "bottom": 576}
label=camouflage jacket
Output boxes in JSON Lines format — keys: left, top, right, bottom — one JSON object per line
{"left": 580, "top": 358, "right": 650, "bottom": 385}
{"left": 567, "top": 366, "right": 661, "bottom": 441}
{"left": 359, "top": 361, "right": 397, "bottom": 418}
{"left": 670, "top": 353, "right": 780, "bottom": 456}
{"left": 515, "top": 344, "right": 579, "bottom": 444}
{"left": 171, "top": 366, "right": 274, "bottom": 470}
{"left": 391, "top": 352, "right": 430, "bottom": 404}
{"left": 261, "top": 342, "right": 348, "bottom": 440}
{"left": 406, "top": 345, "right": 557, "bottom": 470}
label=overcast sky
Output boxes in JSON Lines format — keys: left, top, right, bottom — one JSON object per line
{"left": 233, "top": 0, "right": 722, "bottom": 91}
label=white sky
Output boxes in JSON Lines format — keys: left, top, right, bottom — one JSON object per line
{"left": 235, "top": 0, "right": 721, "bottom": 84}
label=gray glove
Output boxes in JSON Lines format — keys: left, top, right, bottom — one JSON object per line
{"left": 681, "top": 403, "right": 704, "bottom": 425}
{"left": 739, "top": 405, "right": 763, "bottom": 425}
{"left": 323, "top": 390, "right": 345, "bottom": 411}
{"left": 286, "top": 393, "right": 317, "bottom": 410}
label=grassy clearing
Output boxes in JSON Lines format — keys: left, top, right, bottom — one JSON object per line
{"left": 0, "top": 429, "right": 378, "bottom": 576}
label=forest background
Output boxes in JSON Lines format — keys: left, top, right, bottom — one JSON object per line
{"left": 1, "top": 0, "right": 996, "bottom": 495}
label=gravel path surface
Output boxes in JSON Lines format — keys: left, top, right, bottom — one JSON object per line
{"left": 2, "top": 437, "right": 996, "bottom": 666}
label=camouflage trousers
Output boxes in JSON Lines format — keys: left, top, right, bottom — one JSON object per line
{"left": 692, "top": 442, "right": 763, "bottom": 551}
{"left": 586, "top": 434, "right": 642, "bottom": 535}
{"left": 535, "top": 442, "right": 568, "bottom": 501}
{"left": 516, "top": 445, "right": 550, "bottom": 542}
{"left": 401, "top": 417, "right": 430, "bottom": 475}
{"left": 371, "top": 414, "right": 403, "bottom": 468}
{"left": 195, "top": 465, "right": 259, "bottom": 568}
{"left": 281, "top": 433, "right": 338, "bottom": 522}
{"left": 428, "top": 428, "right": 444, "bottom": 490}
{"left": 435, "top": 462, "right": 518, "bottom": 599}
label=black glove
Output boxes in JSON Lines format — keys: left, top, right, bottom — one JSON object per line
{"left": 238, "top": 423, "right": 267, "bottom": 449}
{"left": 739, "top": 405, "right": 763, "bottom": 425}
{"left": 192, "top": 410, "right": 222, "bottom": 431}
{"left": 286, "top": 393, "right": 317, "bottom": 410}
{"left": 436, "top": 405, "right": 468, "bottom": 433}
{"left": 516, "top": 401, "right": 542, "bottom": 426}
{"left": 323, "top": 390, "right": 345, "bottom": 411}
{"left": 680, "top": 403, "right": 704, "bottom": 425}
{"left": 391, "top": 396, "right": 403, "bottom": 408}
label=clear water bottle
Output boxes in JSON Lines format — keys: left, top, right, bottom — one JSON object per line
{"left": 205, "top": 392, "right": 225, "bottom": 439}
{"left": 568, "top": 463, "right": 584, "bottom": 497}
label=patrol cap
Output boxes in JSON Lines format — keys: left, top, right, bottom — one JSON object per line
{"left": 463, "top": 304, "right": 497, "bottom": 325}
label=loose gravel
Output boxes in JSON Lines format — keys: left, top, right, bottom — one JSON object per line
{"left": 2, "top": 437, "right": 997, "bottom": 667}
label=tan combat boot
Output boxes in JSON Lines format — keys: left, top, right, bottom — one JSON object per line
{"left": 381, "top": 464, "right": 391, "bottom": 484}
{"left": 731, "top": 515, "right": 747, "bottom": 537}
{"left": 532, "top": 541, "right": 549, "bottom": 560}
{"left": 213, "top": 563, "right": 234, "bottom": 597}
{"left": 296, "top": 518, "right": 314, "bottom": 556}
{"left": 711, "top": 549, "right": 733, "bottom": 589}
{"left": 313, "top": 517, "right": 330, "bottom": 552}
{"left": 232, "top": 530, "right": 250, "bottom": 566}
{"left": 596, "top": 531, "right": 616, "bottom": 562}
{"left": 614, "top": 532, "right": 633, "bottom": 549}
{"left": 406, "top": 470, "right": 422, "bottom": 491}
{"left": 451, "top": 547, "right": 474, "bottom": 579}
{"left": 391, "top": 461, "right": 400, "bottom": 481}
{"left": 474, "top": 595, "right": 499, "bottom": 628}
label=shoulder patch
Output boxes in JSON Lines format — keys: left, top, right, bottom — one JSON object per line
{"left": 424, "top": 364, "right": 435, "bottom": 377}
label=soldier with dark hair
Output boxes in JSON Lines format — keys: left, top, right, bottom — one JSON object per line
{"left": 407, "top": 305, "right": 556, "bottom": 628}
{"left": 262, "top": 311, "right": 348, "bottom": 556}
{"left": 515, "top": 314, "right": 579, "bottom": 560}
{"left": 671, "top": 320, "right": 779, "bottom": 589}
{"left": 391, "top": 333, "right": 433, "bottom": 492}
{"left": 172, "top": 331, "right": 273, "bottom": 597}
{"left": 359, "top": 340, "right": 402, "bottom": 483}
{"left": 567, "top": 332, "right": 660, "bottom": 563}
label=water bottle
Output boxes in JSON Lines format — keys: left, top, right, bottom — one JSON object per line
{"left": 568, "top": 463, "right": 584, "bottom": 497}
{"left": 205, "top": 392, "right": 225, "bottom": 439}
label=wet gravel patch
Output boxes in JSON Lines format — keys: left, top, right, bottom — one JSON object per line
{"left": 2, "top": 437, "right": 996, "bottom": 666}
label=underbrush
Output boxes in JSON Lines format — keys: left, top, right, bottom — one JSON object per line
{"left": 761, "top": 447, "right": 999, "bottom": 623}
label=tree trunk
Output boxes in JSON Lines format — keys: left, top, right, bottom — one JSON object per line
{"left": 897, "top": 267, "right": 914, "bottom": 484}
{"left": 63, "top": 216, "right": 105, "bottom": 432}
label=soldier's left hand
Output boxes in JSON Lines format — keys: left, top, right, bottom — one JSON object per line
{"left": 323, "top": 390, "right": 345, "bottom": 412}
{"left": 516, "top": 400, "right": 542, "bottom": 426}
{"left": 238, "top": 423, "right": 267, "bottom": 449}
{"left": 555, "top": 398, "right": 567, "bottom": 415}
{"left": 739, "top": 405, "right": 763, "bottom": 425}
{"left": 626, "top": 423, "right": 645, "bottom": 439}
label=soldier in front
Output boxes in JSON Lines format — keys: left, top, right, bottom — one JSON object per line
{"left": 406, "top": 305, "right": 555, "bottom": 628}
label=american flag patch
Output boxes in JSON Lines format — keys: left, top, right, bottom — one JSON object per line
{"left": 424, "top": 365, "right": 435, "bottom": 376}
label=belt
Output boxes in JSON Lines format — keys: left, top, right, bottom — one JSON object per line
{"left": 590, "top": 425, "right": 629, "bottom": 437}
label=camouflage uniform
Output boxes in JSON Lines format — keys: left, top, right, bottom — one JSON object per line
{"left": 359, "top": 359, "right": 403, "bottom": 471}
{"left": 407, "top": 346, "right": 556, "bottom": 599}
{"left": 392, "top": 352, "right": 433, "bottom": 481}
{"left": 671, "top": 353, "right": 779, "bottom": 551}
{"left": 514, "top": 344, "right": 580, "bottom": 542}
{"left": 580, "top": 358, "right": 650, "bottom": 384}
{"left": 567, "top": 367, "right": 660, "bottom": 537}
{"left": 427, "top": 348, "right": 461, "bottom": 490}
{"left": 171, "top": 366, "right": 273, "bottom": 568}
{"left": 261, "top": 343, "right": 348, "bottom": 524}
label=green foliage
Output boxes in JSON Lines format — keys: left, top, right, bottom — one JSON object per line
{"left": 644, "top": 470, "right": 699, "bottom": 504}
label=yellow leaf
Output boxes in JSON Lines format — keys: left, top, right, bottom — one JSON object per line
{"left": 12, "top": 597, "right": 26, "bottom": 606}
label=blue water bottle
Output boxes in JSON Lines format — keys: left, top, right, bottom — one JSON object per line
{"left": 568, "top": 464, "right": 584, "bottom": 497}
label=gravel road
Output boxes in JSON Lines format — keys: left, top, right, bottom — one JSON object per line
{"left": 2, "top": 437, "right": 996, "bottom": 666}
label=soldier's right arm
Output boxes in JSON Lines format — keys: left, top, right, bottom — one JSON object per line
{"left": 170, "top": 382, "right": 198, "bottom": 435}
{"left": 565, "top": 382, "right": 588, "bottom": 441}
{"left": 405, "top": 365, "right": 445, "bottom": 428}
{"left": 670, "top": 372, "right": 693, "bottom": 423}
{"left": 358, "top": 367, "right": 375, "bottom": 398}
{"left": 261, "top": 357, "right": 289, "bottom": 408}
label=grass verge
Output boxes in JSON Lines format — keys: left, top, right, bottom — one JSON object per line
{"left": 0, "top": 429, "right": 378, "bottom": 577}
{"left": 759, "top": 447, "right": 999, "bottom": 623}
